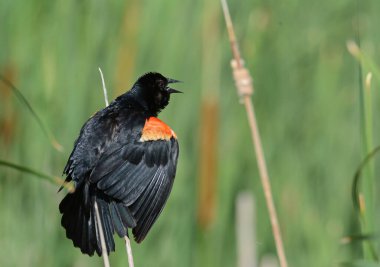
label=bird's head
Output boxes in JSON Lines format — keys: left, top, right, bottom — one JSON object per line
{"left": 131, "top": 72, "right": 182, "bottom": 115}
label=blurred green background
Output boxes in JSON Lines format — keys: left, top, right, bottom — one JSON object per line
{"left": 1, "top": 0, "right": 380, "bottom": 266}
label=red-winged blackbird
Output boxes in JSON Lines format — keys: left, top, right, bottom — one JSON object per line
{"left": 59, "top": 72, "right": 181, "bottom": 256}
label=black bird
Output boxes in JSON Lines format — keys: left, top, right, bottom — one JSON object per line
{"left": 59, "top": 72, "right": 181, "bottom": 256}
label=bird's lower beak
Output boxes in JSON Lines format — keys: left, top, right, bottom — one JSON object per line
{"left": 167, "top": 87, "right": 183, "bottom": 94}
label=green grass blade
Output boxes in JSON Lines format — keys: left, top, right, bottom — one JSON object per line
{"left": 352, "top": 146, "right": 380, "bottom": 212}
{"left": 347, "top": 41, "right": 380, "bottom": 82}
{"left": 351, "top": 146, "right": 380, "bottom": 260}
{"left": 342, "top": 233, "right": 378, "bottom": 244}
{"left": 0, "top": 159, "right": 73, "bottom": 192}
{"left": 340, "top": 260, "right": 380, "bottom": 267}
{"left": 0, "top": 74, "right": 64, "bottom": 152}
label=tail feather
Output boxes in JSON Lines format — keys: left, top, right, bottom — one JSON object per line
{"left": 88, "top": 209, "right": 96, "bottom": 254}
{"left": 117, "top": 203, "right": 137, "bottom": 229}
{"left": 96, "top": 195, "right": 115, "bottom": 253}
{"left": 59, "top": 184, "right": 135, "bottom": 256}
{"left": 109, "top": 202, "right": 127, "bottom": 237}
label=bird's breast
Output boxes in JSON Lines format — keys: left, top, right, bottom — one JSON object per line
{"left": 139, "top": 117, "right": 177, "bottom": 142}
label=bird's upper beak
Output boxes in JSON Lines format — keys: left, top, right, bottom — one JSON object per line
{"left": 167, "top": 78, "right": 181, "bottom": 84}
{"left": 167, "top": 78, "right": 183, "bottom": 93}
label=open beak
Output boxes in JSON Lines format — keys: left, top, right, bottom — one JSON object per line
{"left": 167, "top": 77, "right": 183, "bottom": 93}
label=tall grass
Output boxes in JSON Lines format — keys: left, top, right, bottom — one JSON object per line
{"left": 1, "top": 0, "right": 380, "bottom": 266}
{"left": 347, "top": 39, "right": 380, "bottom": 263}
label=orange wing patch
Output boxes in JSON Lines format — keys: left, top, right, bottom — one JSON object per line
{"left": 140, "top": 117, "right": 177, "bottom": 142}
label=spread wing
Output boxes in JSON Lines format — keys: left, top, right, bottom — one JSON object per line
{"left": 89, "top": 118, "right": 179, "bottom": 242}
{"left": 62, "top": 106, "right": 144, "bottom": 188}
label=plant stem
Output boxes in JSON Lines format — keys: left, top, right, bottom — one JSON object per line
{"left": 220, "top": 1, "right": 288, "bottom": 266}
{"left": 124, "top": 236, "right": 135, "bottom": 267}
{"left": 98, "top": 67, "right": 135, "bottom": 266}
{"left": 243, "top": 96, "right": 288, "bottom": 267}
{"left": 98, "top": 67, "right": 109, "bottom": 106}
{"left": 94, "top": 201, "right": 111, "bottom": 267}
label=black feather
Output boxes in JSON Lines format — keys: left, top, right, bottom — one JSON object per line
{"left": 109, "top": 202, "right": 127, "bottom": 237}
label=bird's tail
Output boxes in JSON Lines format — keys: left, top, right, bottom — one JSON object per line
{"left": 59, "top": 183, "right": 136, "bottom": 256}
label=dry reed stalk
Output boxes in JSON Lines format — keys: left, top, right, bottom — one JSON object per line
{"left": 124, "top": 236, "right": 135, "bottom": 267}
{"left": 98, "top": 67, "right": 135, "bottom": 267}
{"left": 99, "top": 67, "right": 109, "bottom": 106}
{"left": 197, "top": 0, "right": 221, "bottom": 229}
{"left": 236, "top": 192, "right": 257, "bottom": 267}
{"left": 95, "top": 67, "right": 112, "bottom": 267}
{"left": 94, "top": 201, "right": 111, "bottom": 267}
{"left": 198, "top": 100, "right": 218, "bottom": 228}
{"left": 220, "top": 1, "right": 288, "bottom": 267}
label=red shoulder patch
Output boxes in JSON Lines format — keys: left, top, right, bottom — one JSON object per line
{"left": 140, "top": 117, "right": 177, "bottom": 142}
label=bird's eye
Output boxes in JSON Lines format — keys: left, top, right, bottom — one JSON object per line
{"left": 156, "top": 79, "right": 165, "bottom": 89}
